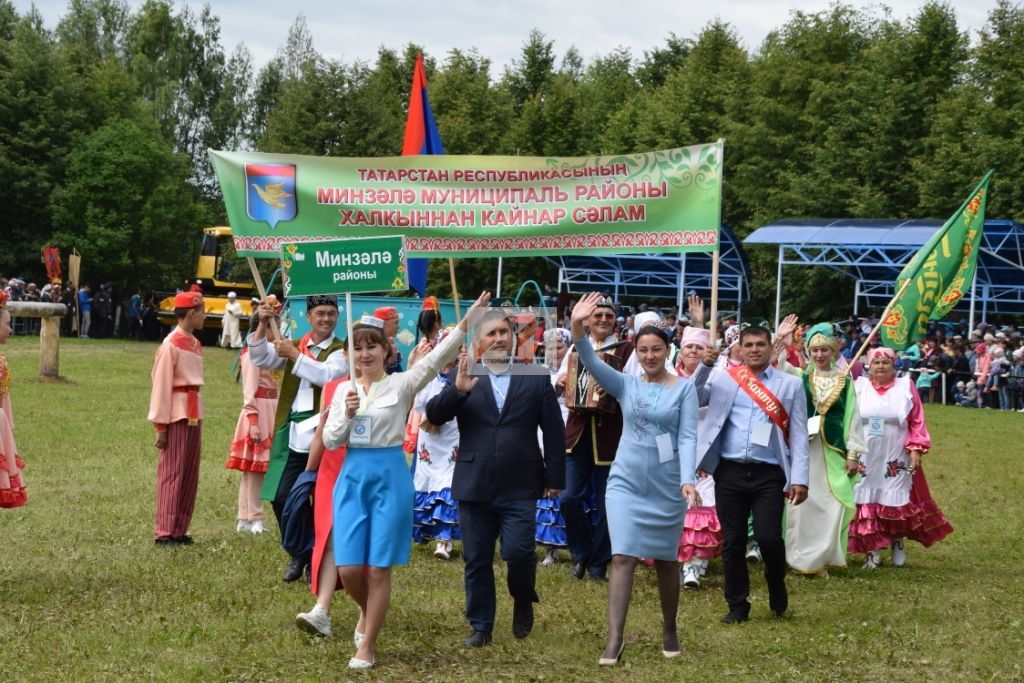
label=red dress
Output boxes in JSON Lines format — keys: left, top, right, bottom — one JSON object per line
{"left": 0, "top": 353, "right": 26, "bottom": 508}
{"left": 310, "top": 378, "right": 348, "bottom": 595}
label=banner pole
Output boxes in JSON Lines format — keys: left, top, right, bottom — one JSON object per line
{"left": 496, "top": 257, "right": 503, "bottom": 298}
{"left": 449, "top": 258, "right": 461, "bottom": 319}
{"left": 708, "top": 249, "right": 721, "bottom": 342}
{"left": 246, "top": 256, "right": 282, "bottom": 341}
{"left": 345, "top": 292, "right": 355, "bottom": 377}
{"left": 845, "top": 278, "right": 912, "bottom": 375}
{"left": 708, "top": 138, "right": 725, "bottom": 344}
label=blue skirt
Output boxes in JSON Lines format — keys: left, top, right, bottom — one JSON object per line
{"left": 333, "top": 446, "right": 414, "bottom": 567}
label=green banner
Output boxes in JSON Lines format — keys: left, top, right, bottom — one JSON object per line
{"left": 281, "top": 236, "right": 407, "bottom": 296}
{"left": 880, "top": 170, "right": 992, "bottom": 349}
{"left": 209, "top": 144, "right": 723, "bottom": 259}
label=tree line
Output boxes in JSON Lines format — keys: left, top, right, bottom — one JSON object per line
{"left": 2, "top": 0, "right": 1022, "bottom": 320}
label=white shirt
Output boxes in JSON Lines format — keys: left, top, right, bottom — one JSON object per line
{"left": 247, "top": 332, "right": 349, "bottom": 452}
{"left": 323, "top": 328, "right": 465, "bottom": 450}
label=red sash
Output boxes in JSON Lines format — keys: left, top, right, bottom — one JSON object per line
{"left": 171, "top": 385, "right": 201, "bottom": 426}
{"left": 727, "top": 365, "right": 790, "bottom": 446}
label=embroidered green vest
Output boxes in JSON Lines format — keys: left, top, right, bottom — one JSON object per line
{"left": 273, "top": 337, "right": 346, "bottom": 429}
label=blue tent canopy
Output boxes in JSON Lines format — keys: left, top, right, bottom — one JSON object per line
{"left": 545, "top": 224, "right": 750, "bottom": 316}
{"left": 745, "top": 218, "right": 1024, "bottom": 325}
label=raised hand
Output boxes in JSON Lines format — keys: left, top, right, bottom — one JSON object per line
{"left": 454, "top": 353, "right": 479, "bottom": 393}
{"left": 775, "top": 314, "right": 799, "bottom": 342}
{"left": 458, "top": 291, "right": 493, "bottom": 332}
{"left": 570, "top": 292, "right": 605, "bottom": 339}
{"left": 687, "top": 294, "right": 705, "bottom": 327}
{"left": 703, "top": 344, "right": 724, "bottom": 367}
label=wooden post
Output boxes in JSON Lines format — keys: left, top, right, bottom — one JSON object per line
{"left": 246, "top": 256, "right": 282, "bottom": 341}
{"left": 448, "top": 258, "right": 461, "bottom": 319}
{"left": 7, "top": 302, "right": 67, "bottom": 378}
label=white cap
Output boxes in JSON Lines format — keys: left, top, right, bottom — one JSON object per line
{"left": 633, "top": 311, "right": 661, "bottom": 331}
{"left": 227, "top": 291, "right": 236, "bottom": 299}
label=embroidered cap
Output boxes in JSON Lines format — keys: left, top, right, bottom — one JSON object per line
{"left": 306, "top": 295, "right": 338, "bottom": 310}
{"left": 373, "top": 306, "right": 401, "bottom": 321}
{"left": 359, "top": 315, "right": 385, "bottom": 329}
{"left": 173, "top": 292, "right": 205, "bottom": 309}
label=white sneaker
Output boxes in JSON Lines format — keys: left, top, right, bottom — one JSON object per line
{"left": 695, "top": 556, "right": 709, "bottom": 576}
{"left": 541, "top": 546, "right": 560, "bottom": 566}
{"left": 249, "top": 520, "right": 265, "bottom": 534}
{"left": 681, "top": 564, "right": 701, "bottom": 589}
{"left": 295, "top": 604, "right": 332, "bottom": 637}
{"left": 433, "top": 540, "right": 452, "bottom": 560}
{"left": 745, "top": 541, "right": 762, "bottom": 563}
{"left": 236, "top": 520, "right": 251, "bottom": 533}
{"left": 891, "top": 538, "right": 906, "bottom": 567}
{"left": 862, "top": 551, "right": 881, "bottom": 570}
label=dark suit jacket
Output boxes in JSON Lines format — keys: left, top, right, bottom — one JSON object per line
{"left": 426, "top": 368, "right": 566, "bottom": 503}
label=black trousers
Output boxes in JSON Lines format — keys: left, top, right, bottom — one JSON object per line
{"left": 273, "top": 448, "right": 310, "bottom": 561}
{"left": 560, "top": 427, "right": 611, "bottom": 576}
{"left": 714, "top": 459, "right": 788, "bottom": 616}
{"left": 459, "top": 498, "right": 538, "bottom": 633}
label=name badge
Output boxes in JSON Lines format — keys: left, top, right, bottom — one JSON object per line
{"left": 867, "top": 416, "right": 885, "bottom": 438}
{"left": 807, "top": 415, "right": 821, "bottom": 439}
{"left": 656, "top": 433, "right": 674, "bottom": 464}
{"left": 751, "top": 422, "right": 772, "bottom": 447}
{"left": 350, "top": 416, "right": 372, "bottom": 445}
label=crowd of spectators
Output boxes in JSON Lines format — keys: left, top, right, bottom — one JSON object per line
{"left": 0, "top": 275, "right": 165, "bottom": 341}
{"left": 4, "top": 273, "right": 1023, "bottom": 412}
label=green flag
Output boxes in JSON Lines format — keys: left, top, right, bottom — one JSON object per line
{"left": 879, "top": 170, "right": 993, "bottom": 349}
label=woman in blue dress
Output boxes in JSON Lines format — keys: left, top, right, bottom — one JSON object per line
{"left": 570, "top": 292, "right": 699, "bottom": 666}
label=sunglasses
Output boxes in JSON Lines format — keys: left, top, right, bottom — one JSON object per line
{"left": 592, "top": 312, "right": 615, "bottom": 319}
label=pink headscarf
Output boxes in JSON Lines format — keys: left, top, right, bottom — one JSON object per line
{"left": 680, "top": 326, "right": 710, "bottom": 348}
{"left": 866, "top": 346, "right": 896, "bottom": 364}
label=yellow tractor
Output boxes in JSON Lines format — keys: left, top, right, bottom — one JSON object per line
{"left": 157, "top": 227, "right": 256, "bottom": 336}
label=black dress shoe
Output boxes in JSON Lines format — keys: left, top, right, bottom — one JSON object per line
{"left": 463, "top": 630, "right": 492, "bottom": 648}
{"left": 588, "top": 571, "right": 608, "bottom": 583}
{"left": 283, "top": 557, "right": 306, "bottom": 583}
{"left": 173, "top": 535, "right": 194, "bottom": 546}
{"left": 772, "top": 609, "right": 787, "bottom": 619}
{"left": 154, "top": 537, "right": 175, "bottom": 546}
{"left": 569, "top": 562, "right": 585, "bottom": 580}
{"left": 512, "top": 601, "right": 534, "bottom": 639}
{"left": 720, "top": 610, "right": 749, "bottom": 624}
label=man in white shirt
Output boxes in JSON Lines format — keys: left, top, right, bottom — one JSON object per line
{"left": 249, "top": 294, "right": 348, "bottom": 582}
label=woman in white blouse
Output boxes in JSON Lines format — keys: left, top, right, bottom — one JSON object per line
{"left": 322, "top": 291, "right": 489, "bottom": 670}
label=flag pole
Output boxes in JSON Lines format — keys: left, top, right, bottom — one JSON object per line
{"left": 844, "top": 278, "right": 913, "bottom": 374}
{"left": 247, "top": 256, "right": 282, "bottom": 341}
{"left": 345, "top": 292, "right": 355, "bottom": 375}
{"left": 708, "top": 139, "right": 725, "bottom": 343}
{"left": 448, "top": 258, "right": 461, "bottom": 319}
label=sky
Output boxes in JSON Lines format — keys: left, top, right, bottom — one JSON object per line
{"left": 21, "top": 0, "right": 995, "bottom": 72}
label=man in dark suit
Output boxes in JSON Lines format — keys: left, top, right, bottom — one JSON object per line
{"left": 426, "top": 309, "right": 565, "bottom": 648}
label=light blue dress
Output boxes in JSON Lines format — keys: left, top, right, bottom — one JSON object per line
{"left": 575, "top": 336, "right": 698, "bottom": 560}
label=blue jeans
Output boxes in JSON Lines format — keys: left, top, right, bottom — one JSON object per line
{"left": 459, "top": 498, "right": 538, "bottom": 633}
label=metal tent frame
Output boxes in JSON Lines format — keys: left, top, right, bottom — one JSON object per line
{"left": 744, "top": 218, "right": 1024, "bottom": 327}
{"left": 545, "top": 224, "right": 750, "bottom": 316}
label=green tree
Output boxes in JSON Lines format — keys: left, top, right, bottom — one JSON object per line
{"left": 50, "top": 119, "right": 209, "bottom": 290}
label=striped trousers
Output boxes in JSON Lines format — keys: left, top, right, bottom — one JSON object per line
{"left": 155, "top": 420, "right": 202, "bottom": 540}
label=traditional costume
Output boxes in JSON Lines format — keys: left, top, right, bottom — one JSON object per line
{"left": 147, "top": 292, "right": 205, "bottom": 542}
{"left": 220, "top": 292, "right": 243, "bottom": 348}
{"left": 783, "top": 323, "right": 865, "bottom": 574}
{"left": 225, "top": 346, "right": 278, "bottom": 531}
{"left": 412, "top": 371, "right": 461, "bottom": 550}
{"left": 0, "top": 292, "right": 26, "bottom": 508}
{"left": 849, "top": 347, "right": 953, "bottom": 566}
{"left": 675, "top": 326, "right": 723, "bottom": 586}
{"left": 248, "top": 295, "right": 347, "bottom": 576}
{"left": 310, "top": 378, "right": 347, "bottom": 596}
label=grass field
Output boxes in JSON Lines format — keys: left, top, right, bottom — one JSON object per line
{"left": 1, "top": 335, "right": 1022, "bottom": 681}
